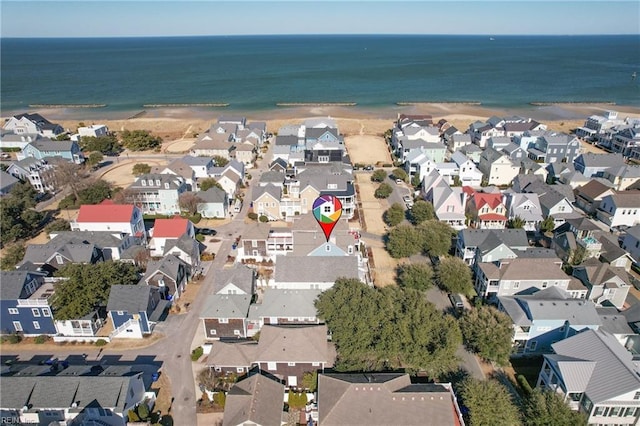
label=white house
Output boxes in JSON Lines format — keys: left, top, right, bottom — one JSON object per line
{"left": 71, "top": 124, "right": 109, "bottom": 141}
{"left": 451, "top": 151, "right": 483, "bottom": 187}
{"left": 71, "top": 200, "right": 146, "bottom": 238}
{"left": 478, "top": 147, "right": 519, "bottom": 186}
{"left": 596, "top": 192, "right": 640, "bottom": 229}
{"left": 621, "top": 225, "right": 640, "bottom": 265}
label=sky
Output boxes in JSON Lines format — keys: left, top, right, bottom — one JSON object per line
{"left": 1, "top": 1, "right": 639, "bottom": 38}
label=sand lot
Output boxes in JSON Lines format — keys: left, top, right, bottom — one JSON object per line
{"left": 344, "top": 134, "right": 392, "bottom": 166}
{"left": 355, "top": 173, "right": 398, "bottom": 287}
{"left": 98, "top": 159, "right": 168, "bottom": 187}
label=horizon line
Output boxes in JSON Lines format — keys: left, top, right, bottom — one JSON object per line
{"left": 2, "top": 33, "right": 639, "bottom": 39}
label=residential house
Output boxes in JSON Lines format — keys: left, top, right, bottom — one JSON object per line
{"left": 207, "top": 160, "right": 244, "bottom": 201}
{"left": 574, "top": 152, "right": 626, "bottom": 178}
{"left": 18, "top": 139, "right": 84, "bottom": 164}
{"left": 552, "top": 217, "right": 604, "bottom": 263}
{"left": 152, "top": 158, "right": 197, "bottom": 190}
{"left": 196, "top": 186, "right": 229, "bottom": 218}
{"left": 518, "top": 157, "right": 548, "bottom": 181}
{"left": 214, "top": 264, "right": 256, "bottom": 295}
{"left": 478, "top": 147, "right": 519, "bottom": 186}
{"left": 125, "top": 173, "right": 188, "bottom": 215}
{"left": 107, "top": 284, "right": 167, "bottom": 339}
{"left": 621, "top": 225, "right": 640, "bottom": 264}
{"left": 253, "top": 184, "right": 282, "bottom": 221}
{"left": 498, "top": 287, "right": 601, "bottom": 355}
{"left": 488, "top": 135, "right": 513, "bottom": 151}
{"left": 318, "top": 373, "right": 465, "bottom": 426}
{"left": 143, "top": 254, "right": 189, "bottom": 300}
{"left": 447, "top": 133, "right": 472, "bottom": 153}
{"left": 468, "top": 120, "right": 504, "bottom": 148}
{"left": 231, "top": 141, "right": 256, "bottom": 167}
{"left": 596, "top": 191, "right": 640, "bottom": 229}
{"left": 537, "top": 329, "right": 640, "bottom": 424}
{"left": 474, "top": 256, "right": 580, "bottom": 300}
{"left": 572, "top": 258, "right": 632, "bottom": 309}
{"left": 597, "top": 306, "right": 638, "bottom": 349}
{"left": 47, "top": 230, "right": 140, "bottom": 262}
{"left": 222, "top": 372, "right": 285, "bottom": 426}
{"left": 395, "top": 138, "right": 445, "bottom": 163}
{"left": 0, "top": 270, "right": 55, "bottom": 336}
{"left": 71, "top": 124, "right": 109, "bottom": 141}
{"left": 574, "top": 179, "right": 616, "bottom": 215}
{"left": 163, "top": 233, "right": 201, "bottom": 269}
{"left": 191, "top": 129, "right": 233, "bottom": 159}
{"left": 602, "top": 164, "right": 640, "bottom": 191}
{"left": 289, "top": 213, "right": 361, "bottom": 258}
{"left": 451, "top": 151, "right": 483, "bottom": 187}
{"left": 273, "top": 256, "right": 361, "bottom": 290}
{"left": 464, "top": 188, "right": 507, "bottom": 229}
{"left": 0, "top": 131, "right": 40, "bottom": 150}
{"left": 149, "top": 216, "right": 195, "bottom": 257}
{"left": 575, "top": 110, "right": 624, "bottom": 140}
{"left": 21, "top": 235, "right": 103, "bottom": 274}
{"left": 611, "top": 125, "right": 640, "bottom": 157}
{"left": 527, "top": 133, "right": 581, "bottom": 164}
{"left": 71, "top": 200, "right": 146, "bottom": 238}
{"left": 521, "top": 181, "right": 581, "bottom": 228}
{"left": 207, "top": 324, "right": 335, "bottom": 388}
{"left": 456, "top": 228, "right": 529, "bottom": 266}
{"left": 3, "top": 113, "right": 63, "bottom": 138}
{"left": 422, "top": 171, "right": 466, "bottom": 230}
{"left": 0, "top": 369, "right": 149, "bottom": 426}
{"left": 237, "top": 222, "right": 273, "bottom": 262}
{"left": 246, "top": 289, "right": 322, "bottom": 337}
{"left": 502, "top": 142, "right": 528, "bottom": 163}
{"left": 458, "top": 144, "right": 482, "bottom": 164}
{"left": 201, "top": 293, "right": 252, "bottom": 339}
{"left": 182, "top": 155, "right": 215, "bottom": 179}
{"left": 6, "top": 157, "right": 55, "bottom": 193}
{"left": 506, "top": 192, "right": 543, "bottom": 232}
{"left": 404, "top": 149, "right": 436, "bottom": 183}
{"left": 0, "top": 171, "right": 19, "bottom": 196}
{"left": 52, "top": 307, "right": 107, "bottom": 340}
{"left": 599, "top": 232, "right": 634, "bottom": 271}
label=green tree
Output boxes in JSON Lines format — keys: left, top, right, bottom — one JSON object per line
{"left": 409, "top": 200, "right": 435, "bottom": 224}
{"left": 452, "top": 175, "right": 462, "bottom": 187}
{"left": 539, "top": 216, "right": 555, "bottom": 233}
{"left": 386, "top": 224, "right": 423, "bottom": 258}
{"left": 136, "top": 403, "right": 150, "bottom": 421}
{"left": 459, "top": 305, "right": 513, "bottom": 365}
{"left": 396, "top": 262, "right": 433, "bottom": 291}
{"left": 120, "top": 129, "right": 162, "bottom": 151}
{"left": 417, "top": 220, "right": 453, "bottom": 257}
{"left": 77, "top": 179, "right": 113, "bottom": 205}
{"left": 132, "top": 163, "right": 151, "bottom": 176}
{"left": 371, "top": 169, "right": 387, "bottom": 182}
{"left": 568, "top": 245, "right": 587, "bottom": 266}
{"left": 460, "top": 378, "right": 521, "bottom": 426}
{"left": 435, "top": 256, "right": 474, "bottom": 296}
{"left": 315, "top": 278, "right": 462, "bottom": 375}
{"left": 392, "top": 168, "right": 408, "bottom": 182}
{"left": 51, "top": 261, "right": 140, "bottom": 320}
{"left": 0, "top": 243, "right": 25, "bottom": 270}
{"left": 213, "top": 155, "right": 229, "bottom": 167}
{"left": 523, "top": 389, "right": 587, "bottom": 426}
{"left": 383, "top": 203, "right": 405, "bottom": 227}
{"left": 44, "top": 218, "right": 71, "bottom": 234}
{"left": 1, "top": 183, "right": 44, "bottom": 244}
{"left": 87, "top": 152, "right": 104, "bottom": 168}
{"left": 374, "top": 182, "right": 393, "bottom": 199}
{"left": 199, "top": 178, "right": 223, "bottom": 192}
{"left": 302, "top": 371, "right": 318, "bottom": 392}
{"left": 80, "top": 135, "right": 120, "bottom": 154}
{"left": 55, "top": 133, "right": 71, "bottom": 141}
{"left": 507, "top": 216, "right": 525, "bottom": 229}
{"left": 411, "top": 173, "right": 422, "bottom": 189}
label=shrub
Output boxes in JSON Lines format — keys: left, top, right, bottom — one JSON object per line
{"left": 128, "top": 409, "right": 141, "bottom": 422}
{"left": 3, "top": 333, "right": 22, "bottom": 344}
{"left": 136, "top": 403, "right": 150, "bottom": 420}
{"left": 374, "top": 183, "right": 393, "bottom": 199}
{"left": 195, "top": 234, "right": 205, "bottom": 242}
{"left": 191, "top": 346, "right": 204, "bottom": 361}
{"left": 58, "top": 195, "right": 78, "bottom": 209}
{"left": 34, "top": 335, "right": 47, "bottom": 344}
{"left": 247, "top": 212, "right": 258, "bottom": 220}
{"left": 201, "top": 252, "right": 215, "bottom": 261}
{"left": 259, "top": 215, "right": 269, "bottom": 222}
{"left": 517, "top": 374, "right": 533, "bottom": 396}
{"left": 95, "top": 339, "right": 108, "bottom": 347}
{"left": 213, "top": 391, "right": 226, "bottom": 408}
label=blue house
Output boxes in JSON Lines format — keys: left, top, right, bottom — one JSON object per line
{"left": 498, "top": 287, "right": 601, "bottom": 356}
{"left": 106, "top": 284, "right": 168, "bottom": 338}
{"left": 19, "top": 139, "right": 84, "bottom": 164}
{"left": 0, "top": 271, "right": 56, "bottom": 336}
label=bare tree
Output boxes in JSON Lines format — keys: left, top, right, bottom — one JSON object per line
{"left": 51, "top": 160, "right": 87, "bottom": 201}
{"left": 179, "top": 192, "right": 203, "bottom": 215}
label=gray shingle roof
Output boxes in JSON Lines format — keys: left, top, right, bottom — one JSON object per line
{"left": 200, "top": 294, "right": 251, "bottom": 319}
{"left": 30, "top": 139, "right": 76, "bottom": 152}
{"left": 549, "top": 329, "right": 640, "bottom": 403}
{"left": 274, "top": 256, "right": 359, "bottom": 284}
{"left": 255, "top": 325, "right": 333, "bottom": 364}
{"left": 106, "top": 284, "right": 153, "bottom": 313}
{"left": 196, "top": 186, "right": 227, "bottom": 204}
{"left": 144, "top": 254, "right": 187, "bottom": 282}
{"left": 223, "top": 373, "right": 285, "bottom": 426}
{"left": 247, "top": 289, "right": 321, "bottom": 320}
{"left": 459, "top": 228, "right": 529, "bottom": 251}
{"left": 0, "top": 271, "right": 40, "bottom": 300}
{"left": 213, "top": 264, "right": 255, "bottom": 294}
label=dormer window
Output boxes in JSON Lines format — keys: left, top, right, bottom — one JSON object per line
{"left": 155, "top": 179, "right": 161, "bottom": 186}
{"left": 141, "top": 180, "right": 146, "bottom": 186}
{"left": 148, "top": 179, "right": 153, "bottom": 186}
{"left": 164, "top": 183, "right": 170, "bottom": 189}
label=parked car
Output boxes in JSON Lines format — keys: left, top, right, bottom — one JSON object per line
{"left": 448, "top": 293, "right": 465, "bottom": 310}
{"left": 364, "top": 165, "right": 374, "bottom": 171}
{"left": 197, "top": 228, "right": 217, "bottom": 236}
{"left": 396, "top": 179, "right": 403, "bottom": 184}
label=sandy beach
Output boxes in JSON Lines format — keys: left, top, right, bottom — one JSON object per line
{"left": 6, "top": 102, "right": 639, "bottom": 141}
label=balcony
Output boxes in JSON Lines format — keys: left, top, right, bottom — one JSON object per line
{"left": 578, "top": 236, "right": 602, "bottom": 253}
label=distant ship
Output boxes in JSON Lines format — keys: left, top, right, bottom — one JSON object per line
{"left": 633, "top": 71, "right": 637, "bottom": 80}
{"left": 489, "top": 37, "right": 495, "bottom": 41}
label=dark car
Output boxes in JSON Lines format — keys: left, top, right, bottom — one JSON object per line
{"left": 197, "top": 228, "right": 217, "bottom": 236}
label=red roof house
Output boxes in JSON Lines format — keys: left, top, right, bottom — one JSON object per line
{"left": 150, "top": 216, "right": 195, "bottom": 256}
{"left": 72, "top": 200, "right": 145, "bottom": 237}
{"left": 465, "top": 190, "right": 507, "bottom": 229}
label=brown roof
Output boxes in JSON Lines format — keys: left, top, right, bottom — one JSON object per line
{"left": 576, "top": 180, "right": 614, "bottom": 201}
{"left": 206, "top": 340, "right": 258, "bottom": 367}
{"left": 223, "top": 373, "right": 285, "bottom": 426}
{"left": 242, "top": 222, "right": 272, "bottom": 240}
{"left": 255, "top": 325, "right": 334, "bottom": 365}
{"left": 318, "top": 373, "right": 460, "bottom": 426}
{"left": 479, "top": 257, "right": 568, "bottom": 281}
{"left": 609, "top": 191, "right": 640, "bottom": 208}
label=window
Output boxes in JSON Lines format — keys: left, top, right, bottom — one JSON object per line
{"left": 117, "top": 311, "right": 124, "bottom": 315}
{"left": 236, "top": 367, "right": 244, "bottom": 373}
{"left": 148, "top": 179, "right": 153, "bottom": 186}
{"left": 513, "top": 282, "right": 520, "bottom": 289}
{"left": 8, "top": 308, "right": 18, "bottom": 315}
{"left": 312, "top": 362, "right": 320, "bottom": 367}
{"left": 252, "top": 240, "right": 258, "bottom": 248}
{"left": 325, "top": 245, "right": 331, "bottom": 252}
{"left": 288, "top": 362, "right": 296, "bottom": 366}
{"left": 267, "top": 362, "right": 277, "bottom": 370}
{"left": 13, "top": 321, "right": 23, "bottom": 331}
{"left": 55, "top": 255, "right": 63, "bottom": 264}
{"left": 155, "top": 180, "right": 161, "bottom": 186}
{"left": 33, "top": 321, "right": 40, "bottom": 330}
{"left": 141, "top": 180, "right": 147, "bottom": 186}
{"left": 528, "top": 341, "right": 537, "bottom": 351}
{"left": 594, "top": 406, "right": 606, "bottom": 416}
{"left": 542, "top": 282, "right": 548, "bottom": 288}
{"left": 32, "top": 308, "right": 41, "bottom": 317}
{"left": 233, "top": 330, "right": 241, "bottom": 336}
{"left": 347, "top": 245, "right": 354, "bottom": 254}
{"left": 625, "top": 407, "right": 638, "bottom": 417}
{"left": 210, "top": 330, "right": 217, "bottom": 335}
{"left": 634, "top": 392, "right": 640, "bottom": 400}
{"left": 219, "top": 318, "right": 228, "bottom": 324}
{"left": 609, "top": 406, "right": 622, "bottom": 417}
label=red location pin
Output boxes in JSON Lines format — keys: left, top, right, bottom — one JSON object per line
{"left": 312, "top": 195, "right": 343, "bottom": 242}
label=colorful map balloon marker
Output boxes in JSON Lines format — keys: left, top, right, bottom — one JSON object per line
{"left": 312, "top": 195, "right": 343, "bottom": 242}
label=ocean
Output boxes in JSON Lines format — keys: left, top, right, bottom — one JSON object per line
{"left": 1, "top": 35, "right": 639, "bottom": 115}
